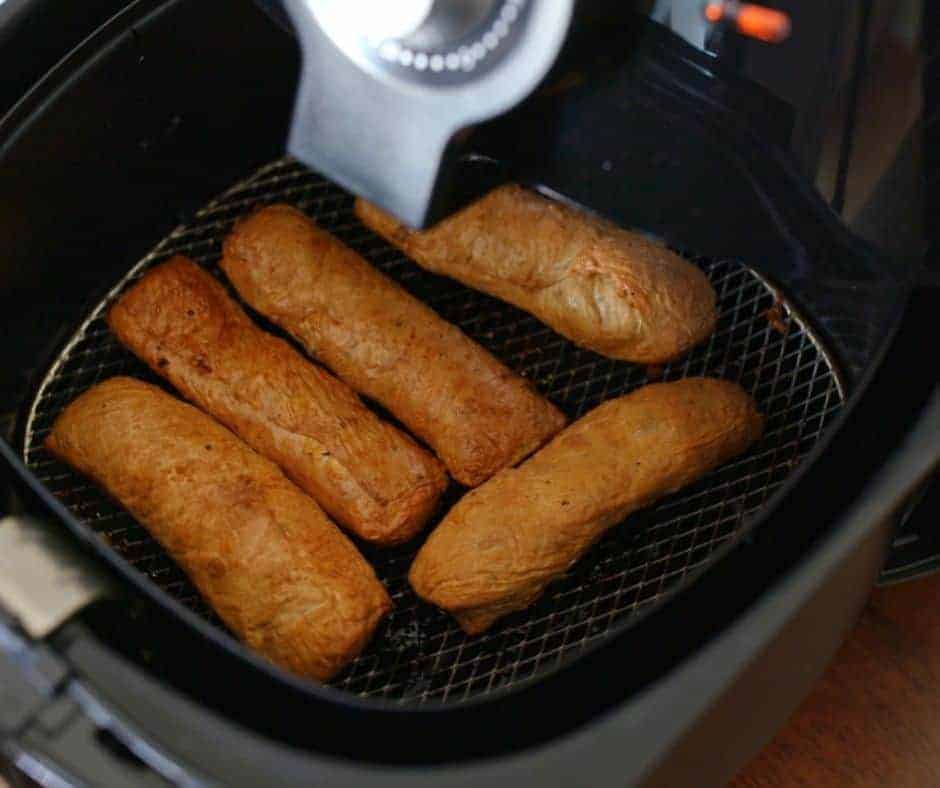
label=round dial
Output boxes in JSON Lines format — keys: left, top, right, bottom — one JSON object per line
{"left": 308, "top": 0, "right": 530, "bottom": 84}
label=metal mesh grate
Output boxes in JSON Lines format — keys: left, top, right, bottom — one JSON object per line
{"left": 21, "top": 158, "right": 845, "bottom": 705}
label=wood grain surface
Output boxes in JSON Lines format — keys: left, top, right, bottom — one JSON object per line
{"left": 731, "top": 573, "right": 940, "bottom": 787}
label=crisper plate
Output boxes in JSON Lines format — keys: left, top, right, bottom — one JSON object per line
{"left": 21, "top": 158, "right": 845, "bottom": 706}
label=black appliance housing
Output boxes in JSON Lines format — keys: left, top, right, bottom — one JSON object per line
{"left": 0, "top": 1, "right": 936, "bottom": 786}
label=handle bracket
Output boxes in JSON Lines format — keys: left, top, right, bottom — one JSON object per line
{"left": 0, "top": 516, "right": 111, "bottom": 639}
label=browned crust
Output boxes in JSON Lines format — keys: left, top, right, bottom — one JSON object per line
{"left": 356, "top": 185, "right": 718, "bottom": 364}
{"left": 220, "top": 205, "right": 567, "bottom": 487}
{"left": 107, "top": 256, "right": 446, "bottom": 545}
{"left": 45, "top": 377, "right": 391, "bottom": 680}
{"left": 409, "top": 378, "right": 763, "bottom": 634}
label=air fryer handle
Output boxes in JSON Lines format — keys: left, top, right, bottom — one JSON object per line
{"left": 0, "top": 517, "right": 168, "bottom": 787}
{"left": 1, "top": 616, "right": 172, "bottom": 788}
{"left": 0, "top": 515, "right": 111, "bottom": 639}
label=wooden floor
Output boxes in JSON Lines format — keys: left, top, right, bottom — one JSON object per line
{"left": 731, "top": 573, "right": 940, "bottom": 787}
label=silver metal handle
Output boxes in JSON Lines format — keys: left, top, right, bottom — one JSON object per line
{"left": 280, "top": 0, "right": 574, "bottom": 227}
{"left": 0, "top": 517, "right": 178, "bottom": 786}
{"left": 0, "top": 516, "right": 111, "bottom": 640}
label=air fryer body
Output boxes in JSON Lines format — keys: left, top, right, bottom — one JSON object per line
{"left": 0, "top": 2, "right": 935, "bottom": 786}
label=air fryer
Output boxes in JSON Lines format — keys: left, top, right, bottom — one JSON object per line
{"left": 0, "top": 1, "right": 936, "bottom": 786}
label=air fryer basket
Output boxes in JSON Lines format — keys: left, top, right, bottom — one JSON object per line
{"left": 21, "top": 156, "right": 845, "bottom": 705}
{"left": 0, "top": 0, "right": 914, "bottom": 739}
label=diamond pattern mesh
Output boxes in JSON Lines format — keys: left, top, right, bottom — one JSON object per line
{"left": 21, "top": 158, "right": 844, "bottom": 705}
